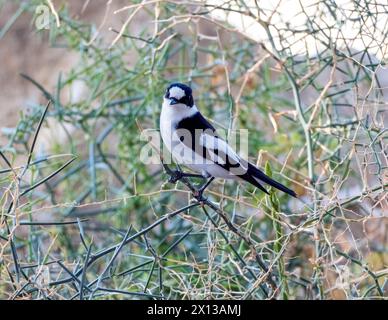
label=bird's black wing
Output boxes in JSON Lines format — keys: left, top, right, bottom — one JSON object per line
{"left": 175, "top": 112, "right": 219, "bottom": 161}
{"left": 176, "top": 113, "right": 297, "bottom": 197}
{"left": 175, "top": 113, "right": 246, "bottom": 173}
{"left": 176, "top": 111, "right": 216, "bottom": 132}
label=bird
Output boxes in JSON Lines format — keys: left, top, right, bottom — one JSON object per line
{"left": 160, "top": 82, "right": 297, "bottom": 198}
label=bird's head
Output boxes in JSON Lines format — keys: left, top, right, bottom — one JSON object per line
{"left": 164, "top": 83, "right": 194, "bottom": 108}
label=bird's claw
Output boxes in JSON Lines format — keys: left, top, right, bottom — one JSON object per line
{"left": 193, "top": 189, "right": 207, "bottom": 202}
{"left": 168, "top": 170, "right": 183, "bottom": 184}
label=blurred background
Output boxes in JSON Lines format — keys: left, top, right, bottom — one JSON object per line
{"left": 0, "top": 1, "right": 123, "bottom": 129}
{"left": 0, "top": 0, "right": 386, "bottom": 300}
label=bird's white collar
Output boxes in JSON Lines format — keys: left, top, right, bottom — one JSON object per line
{"left": 161, "top": 98, "right": 198, "bottom": 124}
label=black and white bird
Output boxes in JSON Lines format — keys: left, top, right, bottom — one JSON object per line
{"left": 160, "top": 83, "right": 297, "bottom": 198}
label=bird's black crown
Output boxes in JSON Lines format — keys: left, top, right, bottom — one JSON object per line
{"left": 165, "top": 83, "right": 194, "bottom": 107}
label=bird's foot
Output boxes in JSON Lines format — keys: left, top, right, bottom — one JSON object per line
{"left": 168, "top": 170, "right": 183, "bottom": 184}
{"left": 193, "top": 189, "right": 207, "bottom": 202}
{"left": 193, "top": 177, "right": 214, "bottom": 202}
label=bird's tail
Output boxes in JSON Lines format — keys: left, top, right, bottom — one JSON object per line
{"left": 247, "top": 163, "right": 297, "bottom": 198}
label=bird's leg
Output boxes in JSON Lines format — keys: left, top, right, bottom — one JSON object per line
{"left": 193, "top": 177, "right": 215, "bottom": 200}
{"left": 168, "top": 170, "right": 183, "bottom": 183}
{"left": 168, "top": 170, "right": 206, "bottom": 184}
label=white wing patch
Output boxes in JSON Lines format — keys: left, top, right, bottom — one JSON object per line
{"left": 199, "top": 133, "right": 244, "bottom": 167}
{"left": 169, "top": 86, "right": 185, "bottom": 99}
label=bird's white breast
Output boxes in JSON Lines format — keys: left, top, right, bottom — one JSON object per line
{"left": 160, "top": 100, "right": 206, "bottom": 173}
{"left": 160, "top": 99, "right": 197, "bottom": 153}
{"left": 160, "top": 100, "right": 241, "bottom": 179}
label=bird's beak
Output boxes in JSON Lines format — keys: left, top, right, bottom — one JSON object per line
{"left": 170, "top": 98, "right": 179, "bottom": 105}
